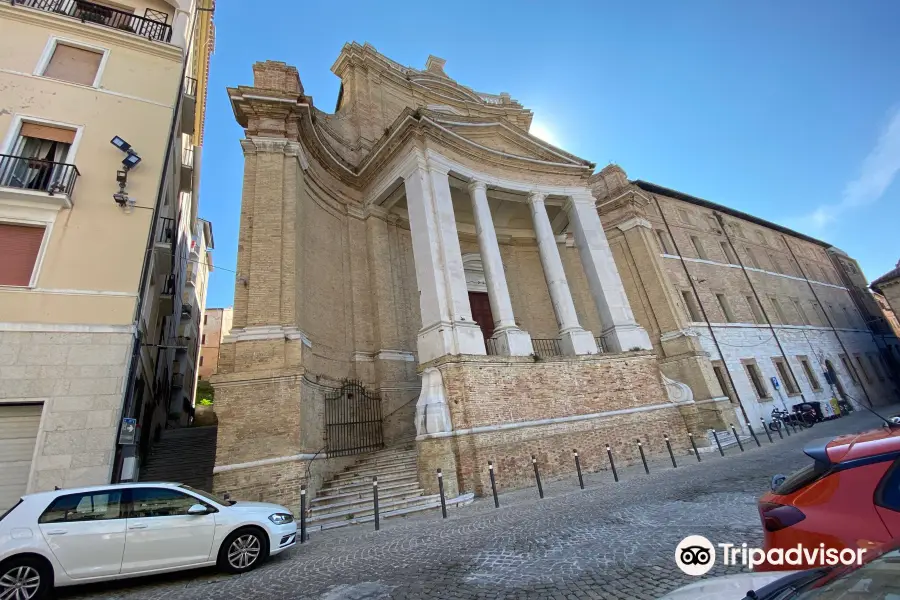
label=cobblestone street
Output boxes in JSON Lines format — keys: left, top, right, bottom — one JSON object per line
{"left": 63, "top": 408, "right": 895, "bottom": 600}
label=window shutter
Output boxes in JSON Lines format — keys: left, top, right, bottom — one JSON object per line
{"left": 0, "top": 223, "right": 46, "bottom": 286}
{"left": 44, "top": 44, "right": 103, "bottom": 86}
{"left": 19, "top": 122, "right": 76, "bottom": 145}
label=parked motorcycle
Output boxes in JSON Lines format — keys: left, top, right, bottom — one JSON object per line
{"left": 768, "top": 406, "right": 814, "bottom": 432}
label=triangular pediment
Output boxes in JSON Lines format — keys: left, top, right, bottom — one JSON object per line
{"left": 427, "top": 117, "right": 591, "bottom": 167}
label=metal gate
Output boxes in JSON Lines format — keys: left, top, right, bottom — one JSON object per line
{"left": 324, "top": 380, "right": 384, "bottom": 457}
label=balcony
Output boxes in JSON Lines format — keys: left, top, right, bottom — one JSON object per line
{"left": 181, "top": 303, "right": 193, "bottom": 320}
{"left": 181, "top": 76, "right": 197, "bottom": 134}
{"left": 158, "top": 274, "right": 175, "bottom": 316}
{"left": 179, "top": 145, "right": 193, "bottom": 192}
{"left": 0, "top": 154, "right": 79, "bottom": 208}
{"left": 14, "top": 0, "right": 173, "bottom": 43}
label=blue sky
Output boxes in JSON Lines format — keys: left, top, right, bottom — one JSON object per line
{"left": 199, "top": 0, "right": 900, "bottom": 308}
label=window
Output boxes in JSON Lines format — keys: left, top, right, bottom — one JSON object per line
{"left": 0, "top": 223, "right": 46, "bottom": 287}
{"left": 690, "top": 236, "right": 707, "bottom": 259}
{"left": 744, "top": 246, "right": 759, "bottom": 269}
{"left": 811, "top": 301, "right": 827, "bottom": 325}
{"left": 656, "top": 230, "right": 674, "bottom": 254}
{"left": 855, "top": 355, "right": 872, "bottom": 384}
{"left": 706, "top": 214, "right": 719, "bottom": 230}
{"left": 746, "top": 295, "right": 765, "bottom": 324}
{"left": 869, "top": 354, "right": 884, "bottom": 381}
{"left": 201, "top": 334, "right": 206, "bottom": 345}
{"left": 712, "top": 362, "right": 734, "bottom": 401}
{"left": 720, "top": 241, "right": 738, "bottom": 264}
{"left": 677, "top": 208, "right": 692, "bottom": 225}
{"left": 715, "top": 293, "right": 735, "bottom": 322}
{"left": 204, "top": 314, "right": 208, "bottom": 325}
{"left": 798, "top": 356, "right": 822, "bottom": 391}
{"left": 756, "top": 231, "right": 768, "bottom": 246}
{"left": 772, "top": 357, "right": 800, "bottom": 395}
{"left": 199, "top": 355, "right": 204, "bottom": 367}
{"left": 744, "top": 361, "right": 770, "bottom": 399}
{"left": 841, "top": 306, "right": 854, "bottom": 328}
{"left": 769, "top": 297, "right": 787, "bottom": 324}
{"left": 41, "top": 41, "right": 104, "bottom": 87}
{"left": 129, "top": 488, "right": 202, "bottom": 518}
{"left": 767, "top": 252, "right": 784, "bottom": 274}
{"left": 841, "top": 354, "right": 859, "bottom": 384}
{"left": 791, "top": 298, "right": 809, "bottom": 325}
{"left": 39, "top": 490, "right": 123, "bottom": 523}
{"left": 682, "top": 290, "right": 702, "bottom": 322}
{"left": 2, "top": 122, "right": 76, "bottom": 192}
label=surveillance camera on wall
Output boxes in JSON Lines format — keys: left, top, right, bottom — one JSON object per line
{"left": 113, "top": 191, "right": 129, "bottom": 206}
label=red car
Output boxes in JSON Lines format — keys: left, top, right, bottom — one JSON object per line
{"left": 757, "top": 423, "right": 900, "bottom": 570}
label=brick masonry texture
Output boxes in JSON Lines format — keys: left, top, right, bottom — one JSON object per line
{"left": 0, "top": 330, "right": 131, "bottom": 492}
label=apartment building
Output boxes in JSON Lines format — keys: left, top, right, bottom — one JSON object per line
{"left": 871, "top": 262, "right": 900, "bottom": 338}
{"left": 197, "top": 306, "right": 231, "bottom": 381}
{"left": 0, "top": 0, "right": 215, "bottom": 508}
{"left": 595, "top": 165, "right": 900, "bottom": 430}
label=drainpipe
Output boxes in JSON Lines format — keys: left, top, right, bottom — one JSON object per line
{"left": 715, "top": 213, "right": 808, "bottom": 409}
{"left": 781, "top": 235, "right": 874, "bottom": 407}
{"left": 653, "top": 197, "right": 750, "bottom": 424}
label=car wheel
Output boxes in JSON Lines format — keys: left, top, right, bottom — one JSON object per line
{"left": 0, "top": 556, "right": 52, "bottom": 600}
{"left": 218, "top": 528, "right": 269, "bottom": 574}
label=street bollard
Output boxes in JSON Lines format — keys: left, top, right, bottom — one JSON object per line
{"left": 664, "top": 434, "right": 677, "bottom": 468}
{"left": 606, "top": 444, "right": 619, "bottom": 482}
{"left": 573, "top": 449, "right": 585, "bottom": 489}
{"left": 300, "top": 484, "right": 307, "bottom": 544}
{"left": 760, "top": 417, "right": 774, "bottom": 443}
{"left": 776, "top": 420, "right": 785, "bottom": 439}
{"left": 637, "top": 439, "right": 650, "bottom": 474}
{"left": 688, "top": 432, "right": 701, "bottom": 462}
{"left": 789, "top": 415, "right": 799, "bottom": 434}
{"left": 373, "top": 477, "right": 380, "bottom": 531}
{"left": 711, "top": 430, "right": 725, "bottom": 457}
{"left": 730, "top": 424, "right": 745, "bottom": 452}
{"left": 746, "top": 422, "right": 761, "bottom": 447}
{"left": 488, "top": 461, "right": 500, "bottom": 508}
{"left": 532, "top": 455, "right": 544, "bottom": 499}
{"left": 783, "top": 418, "right": 791, "bottom": 436}
{"left": 437, "top": 469, "right": 447, "bottom": 519}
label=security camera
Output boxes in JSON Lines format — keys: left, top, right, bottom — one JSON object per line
{"left": 113, "top": 191, "right": 129, "bottom": 206}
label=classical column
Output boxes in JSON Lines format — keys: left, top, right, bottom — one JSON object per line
{"left": 566, "top": 193, "right": 652, "bottom": 352}
{"left": 403, "top": 154, "right": 485, "bottom": 362}
{"left": 527, "top": 191, "right": 598, "bottom": 355}
{"left": 468, "top": 181, "right": 534, "bottom": 356}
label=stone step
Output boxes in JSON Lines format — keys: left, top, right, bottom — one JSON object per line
{"left": 350, "top": 452, "right": 418, "bottom": 466}
{"left": 309, "top": 493, "right": 437, "bottom": 522}
{"left": 313, "top": 481, "right": 423, "bottom": 503}
{"left": 320, "top": 472, "right": 419, "bottom": 492}
{"left": 307, "top": 493, "right": 475, "bottom": 533}
{"left": 310, "top": 486, "right": 425, "bottom": 510}
{"left": 332, "top": 463, "right": 418, "bottom": 481}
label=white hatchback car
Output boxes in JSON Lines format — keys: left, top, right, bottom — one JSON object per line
{"left": 0, "top": 482, "right": 297, "bottom": 599}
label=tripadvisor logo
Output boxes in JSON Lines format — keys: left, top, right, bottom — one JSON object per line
{"left": 675, "top": 535, "right": 715, "bottom": 576}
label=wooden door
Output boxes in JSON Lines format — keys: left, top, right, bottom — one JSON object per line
{"left": 468, "top": 292, "right": 495, "bottom": 340}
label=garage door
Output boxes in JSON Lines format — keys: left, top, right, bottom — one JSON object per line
{"left": 0, "top": 404, "right": 43, "bottom": 511}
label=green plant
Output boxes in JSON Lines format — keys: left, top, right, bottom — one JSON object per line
{"left": 196, "top": 380, "right": 214, "bottom": 404}
{"left": 197, "top": 398, "right": 213, "bottom": 406}
{"left": 628, "top": 346, "right": 643, "bottom": 352}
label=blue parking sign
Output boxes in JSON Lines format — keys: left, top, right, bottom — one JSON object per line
{"left": 770, "top": 376, "right": 780, "bottom": 390}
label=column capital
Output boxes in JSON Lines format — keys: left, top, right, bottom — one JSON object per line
{"left": 527, "top": 190, "right": 547, "bottom": 205}
{"left": 466, "top": 180, "right": 487, "bottom": 193}
{"left": 563, "top": 193, "right": 597, "bottom": 212}
{"left": 427, "top": 161, "right": 451, "bottom": 177}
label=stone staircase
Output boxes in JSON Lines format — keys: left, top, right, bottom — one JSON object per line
{"left": 138, "top": 426, "right": 217, "bottom": 491}
{"left": 307, "top": 445, "right": 471, "bottom": 532}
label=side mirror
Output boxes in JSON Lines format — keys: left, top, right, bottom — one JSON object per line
{"left": 187, "top": 503, "right": 209, "bottom": 515}
{"left": 771, "top": 474, "right": 786, "bottom": 492}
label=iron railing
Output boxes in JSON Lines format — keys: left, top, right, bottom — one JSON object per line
{"left": 155, "top": 216, "right": 174, "bottom": 244}
{"left": 181, "top": 304, "right": 193, "bottom": 320}
{"left": 532, "top": 338, "right": 562, "bottom": 358}
{"left": 184, "top": 76, "right": 198, "bottom": 97}
{"left": 160, "top": 274, "right": 175, "bottom": 296}
{"left": 0, "top": 154, "right": 79, "bottom": 198}
{"left": 325, "top": 381, "right": 384, "bottom": 457}
{"left": 595, "top": 337, "right": 608, "bottom": 353}
{"left": 15, "top": 0, "right": 173, "bottom": 43}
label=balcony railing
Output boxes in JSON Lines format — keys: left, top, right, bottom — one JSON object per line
{"left": 182, "top": 146, "right": 194, "bottom": 169}
{"left": 184, "top": 76, "right": 197, "bottom": 97}
{"left": 15, "top": 0, "right": 173, "bottom": 43}
{"left": 155, "top": 216, "right": 174, "bottom": 245}
{"left": 160, "top": 274, "right": 175, "bottom": 296}
{"left": 181, "top": 303, "right": 193, "bottom": 320}
{"left": 0, "top": 154, "right": 79, "bottom": 199}
{"left": 531, "top": 338, "right": 562, "bottom": 358}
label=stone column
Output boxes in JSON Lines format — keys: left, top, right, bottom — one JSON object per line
{"left": 467, "top": 181, "right": 533, "bottom": 356}
{"left": 566, "top": 193, "right": 653, "bottom": 352}
{"left": 403, "top": 154, "right": 485, "bottom": 362}
{"left": 527, "top": 191, "right": 597, "bottom": 355}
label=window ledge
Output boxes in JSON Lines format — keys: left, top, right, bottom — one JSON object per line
{"left": 0, "top": 186, "right": 73, "bottom": 210}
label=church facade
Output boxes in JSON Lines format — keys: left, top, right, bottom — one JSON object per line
{"left": 211, "top": 44, "right": 895, "bottom": 510}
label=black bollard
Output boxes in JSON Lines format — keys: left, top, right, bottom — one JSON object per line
{"left": 488, "top": 460, "right": 500, "bottom": 508}
{"left": 637, "top": 439, "right": 650, "bottom": 474}
{"left": 688, "top": 432, "right": 701, "bottom": 462}
{"left": 531, "top": 455, "right": 544, "bottom": 499}
{"left": 730, "top": 424, "right": 745, "bottom": 452}
{"left": 664, "top": 434, "right": 677, "bottom": 468}
{"left": 437, "top": 469, "right": 447, "bottom": 519}
{"left": 760, "top": 417, "right": 774, "bottom": 443}
{"left": 775, "top": 419, "right": 785, "bottom": 439}
{"left": 300, "top": 484, "right": 307, "bottom": 544}
{"left": 746, "top": 422, "right": 761, "bottom": 447}
{"left": 789, "top": 415, "right": 799, "bottom": 434}
{"left": 712, "top": 430, "right": 725, "bottom": 457}
{"left": 606, "top": 444, "right": 619, "bottom": 482}
{"left": 573, "top": 449, "right": 585, "bottom": 489}
{"left": 373, "top": 477, "right": 380, "bottom": 531}
{"left": 783, "top": 417, "right": 791, "bottom": 436}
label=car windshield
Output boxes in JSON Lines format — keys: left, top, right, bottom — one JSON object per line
{"left": 179, "top": 484, "right": 227, "bottom": 506}
{"left": 789, "top": 549, "right": 900, "bottom": 599}
{"left": 774, "top": 460, "right": 830, "bottom": 495}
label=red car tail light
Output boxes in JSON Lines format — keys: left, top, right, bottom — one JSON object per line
{"left": 760, "top": 502, "right": 806, "bottom": 532}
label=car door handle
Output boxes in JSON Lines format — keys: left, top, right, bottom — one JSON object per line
{"left": 128, "top": 524, "right": 148, "bottom": 530}
{"left": 46, "top": 529, "right": 67, "bottom": 536}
